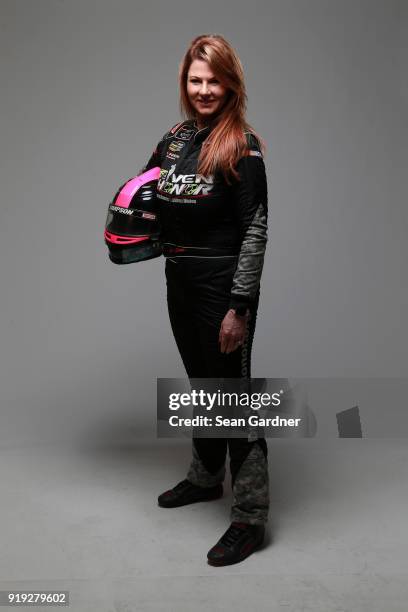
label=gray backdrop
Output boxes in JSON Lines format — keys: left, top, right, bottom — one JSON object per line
{"left": 0, "top": 0, "right": 407, "bottom": 444}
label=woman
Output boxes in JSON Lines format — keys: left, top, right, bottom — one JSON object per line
{"left": 142, "top": 34, "right": 269, "bottom": 566}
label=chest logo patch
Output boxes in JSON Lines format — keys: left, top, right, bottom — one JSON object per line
{"left": 168, "top": 141, "right": 185, "bottom": 152}
{"left": 158, "top": 165, "right": 214, "bottom": 196}
{"left": 174, "top": 127, "right": 195, "bottom": 141}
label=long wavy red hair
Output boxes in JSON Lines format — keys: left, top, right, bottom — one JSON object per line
{"left": 179, "top": 34, "right": 265, "bottom": 183}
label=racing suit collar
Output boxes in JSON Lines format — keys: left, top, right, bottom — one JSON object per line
{"left": 191, "top": 119, "right": 213, "bottom": 142}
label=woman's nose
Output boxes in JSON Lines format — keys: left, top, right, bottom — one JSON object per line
{"left": 199, "top": 81, "right": 210, "bottom": 95}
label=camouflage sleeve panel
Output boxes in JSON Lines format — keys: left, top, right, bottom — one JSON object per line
{"left": 229, "top": 133, "right": 268, "bottom": 312}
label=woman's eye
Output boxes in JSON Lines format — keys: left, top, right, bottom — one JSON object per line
{"left": 190, "top": 79, "right": 219, "bottom": 84}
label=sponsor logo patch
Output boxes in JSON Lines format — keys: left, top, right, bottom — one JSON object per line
{"left": 169, "top": 141, "right": 185, "bottom": 152}
{"left": 158, "top": 164, "right": 214, "bottom": 196}
{"left": 174, "top": 127, "right": 195, "bottom": 141}
{"left": 165, "top": 151, "right": 180, "bottom": 161}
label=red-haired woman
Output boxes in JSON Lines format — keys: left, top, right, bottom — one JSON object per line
{"left": 142, "top": 34, "right": 269, "bottom": 566}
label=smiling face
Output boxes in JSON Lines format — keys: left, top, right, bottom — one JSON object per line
{"left": 187, "top": 59, "right": 228, "bottom": 129}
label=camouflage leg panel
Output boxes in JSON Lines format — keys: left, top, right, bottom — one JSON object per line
{"left": 230, "top": 439, "right": 269, "bottom": 525}
{"left": 186, "top": 439, "right": 227, "bottom": 487}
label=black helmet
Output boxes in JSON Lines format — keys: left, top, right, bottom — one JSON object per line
{"left": 104, "top": 166, "right": 162, "bottom": 264}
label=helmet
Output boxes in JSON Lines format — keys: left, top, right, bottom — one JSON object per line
{"left": 104, "top": 166, "right": 162, "bottom": 264}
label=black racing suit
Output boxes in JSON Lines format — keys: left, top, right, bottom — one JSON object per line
{"left": 143, "top": 119, "right": 269, "bottom": 524}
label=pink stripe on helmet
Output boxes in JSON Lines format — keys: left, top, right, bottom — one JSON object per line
{"left": 104, "top": 229, "right": 149, "bottom": 245}
{"left": 115, "top": 166, "right": 161, "bottom": 209}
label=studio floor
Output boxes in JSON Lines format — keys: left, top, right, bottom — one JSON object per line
{"left": 1, "top": 435, "right": 407, "bottom": 611}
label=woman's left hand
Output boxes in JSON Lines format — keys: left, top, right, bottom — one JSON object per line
{"left": 219, "top": 308, "right": 249, "bottom": 354}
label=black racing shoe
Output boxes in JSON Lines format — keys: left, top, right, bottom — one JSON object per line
{"left": 158, "top": 479, "right": 223, "bottom": 508}
{"left": 207, "top": 521, "right": 265, "bottom": 566}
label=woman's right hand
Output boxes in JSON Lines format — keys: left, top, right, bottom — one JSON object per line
{"left": 219, "top": 308, "right": 249, "bottom": 354}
